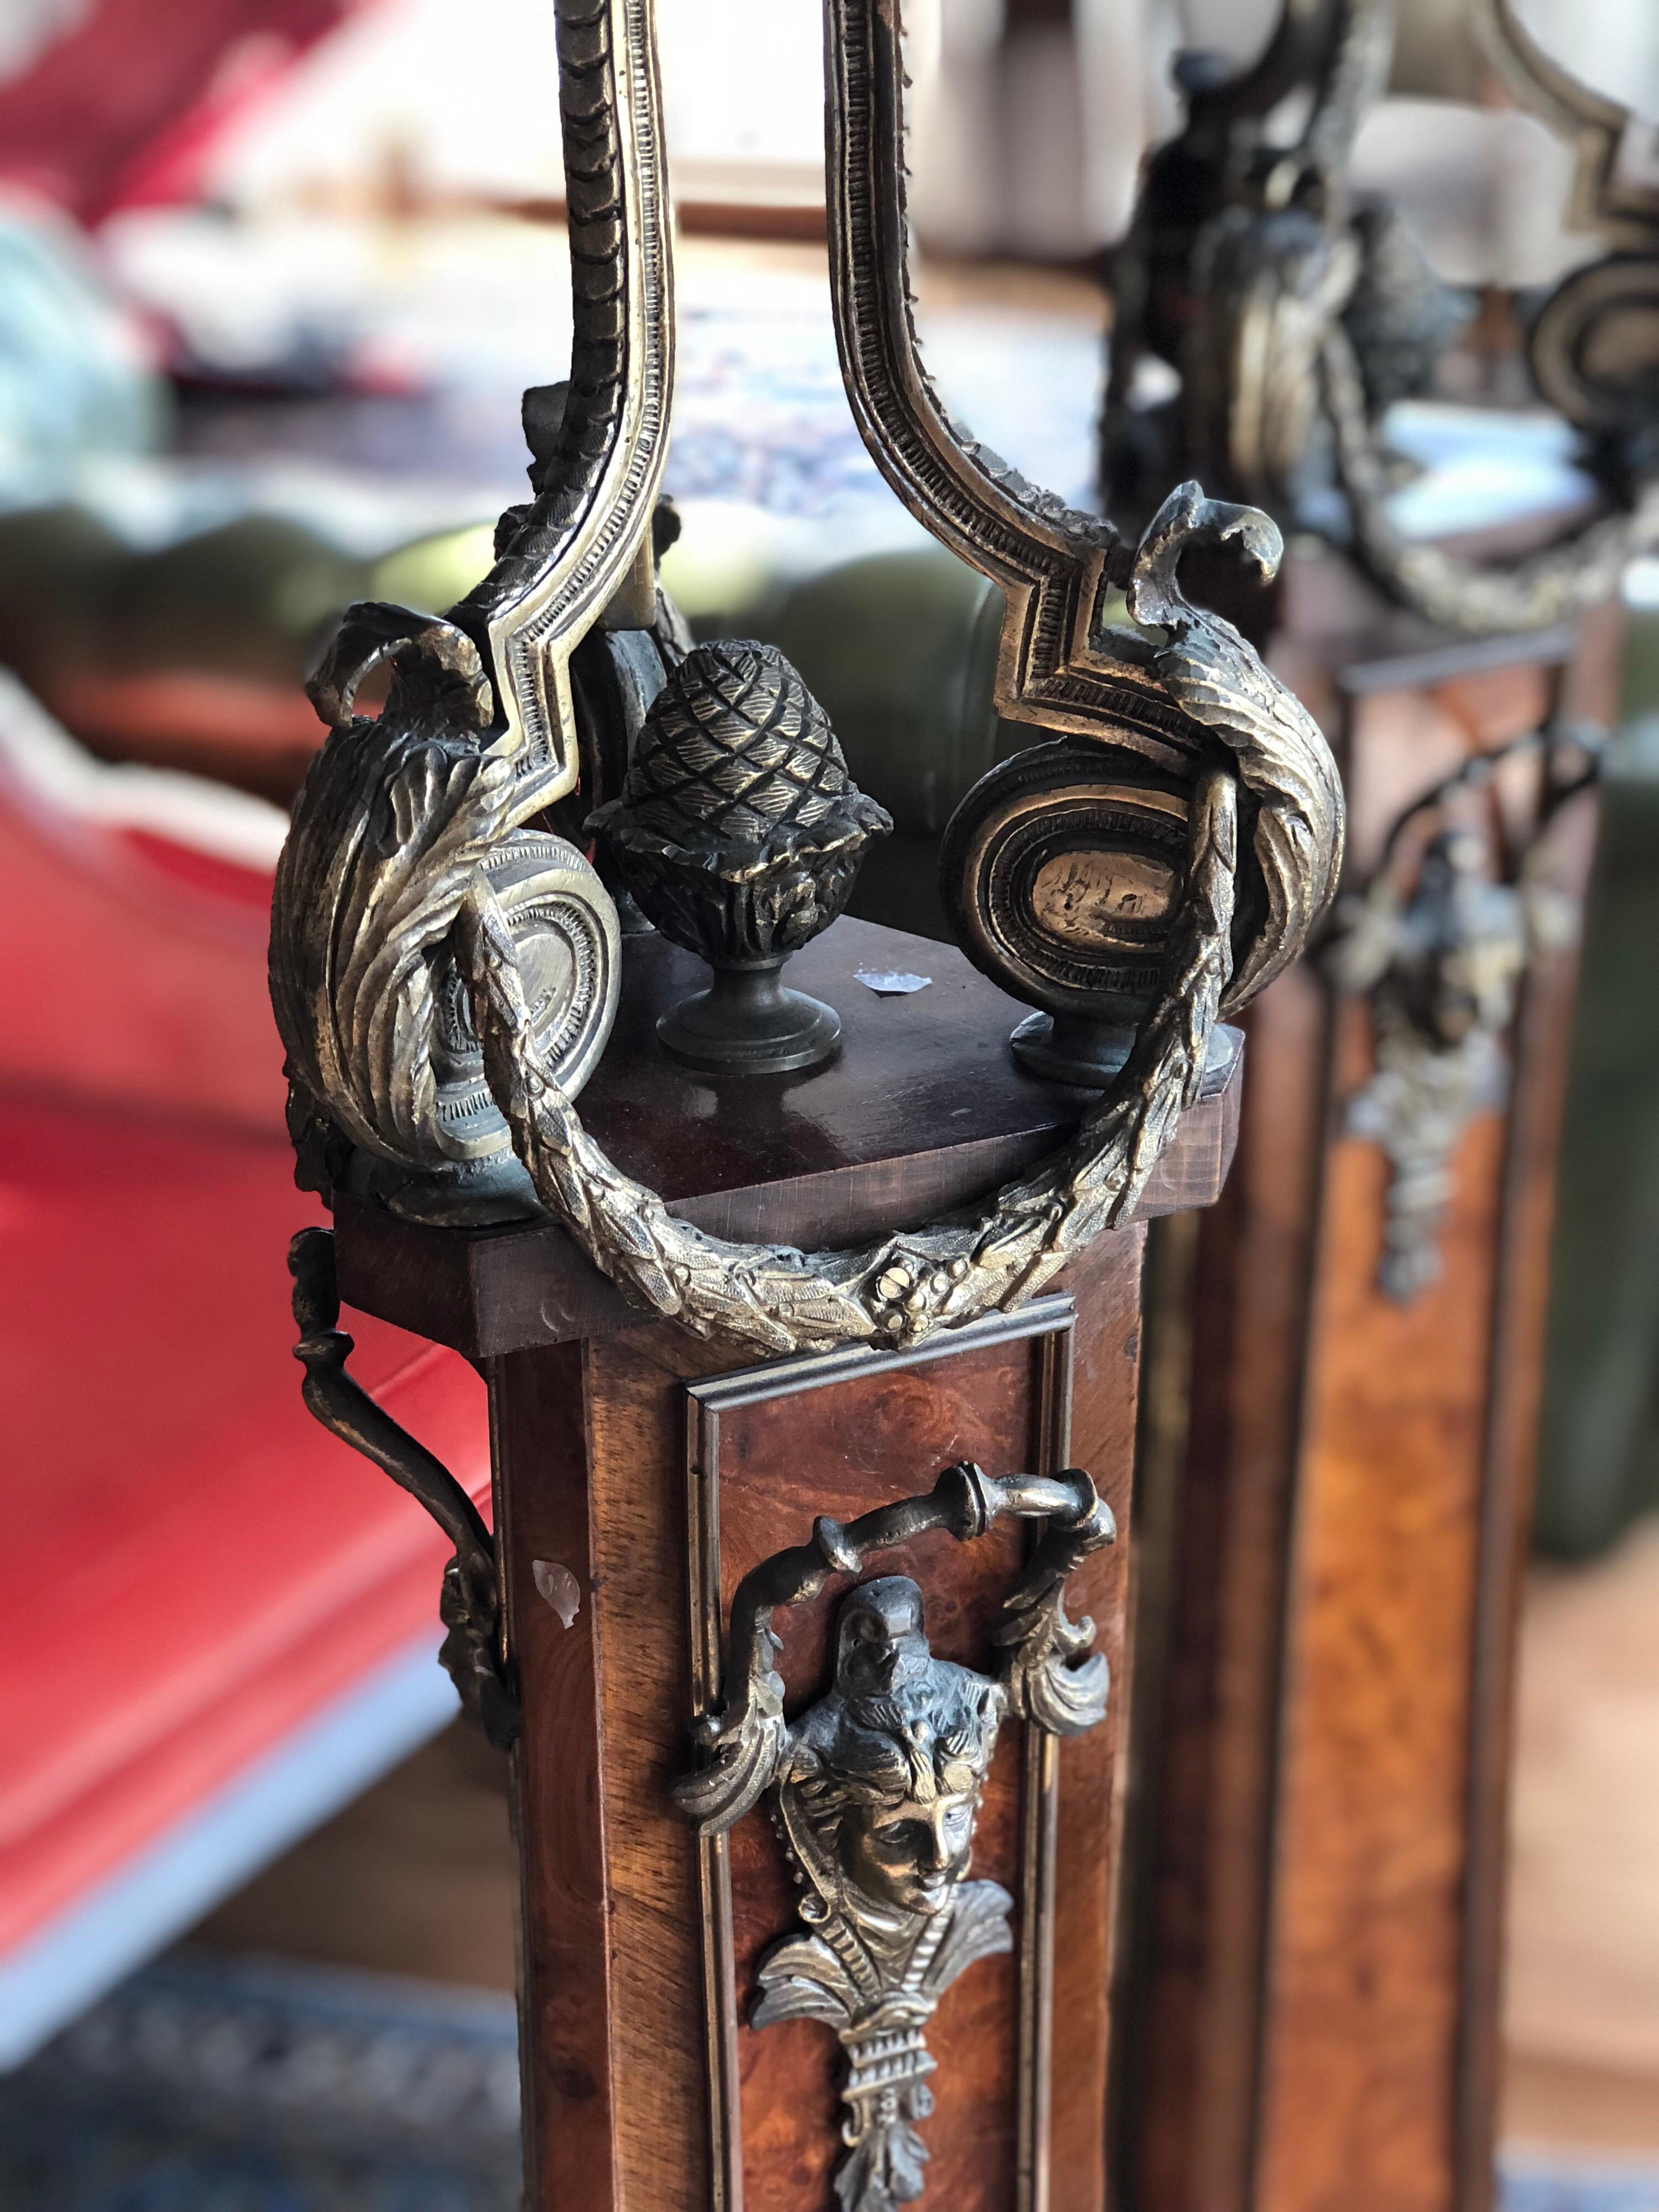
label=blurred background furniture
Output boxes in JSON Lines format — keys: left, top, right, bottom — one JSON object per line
{"left": 0, "top": 684, "right": 491, "bottom": 2065}
{"left": 1058, "top": 5, "right": 1658, "bottom": 2204}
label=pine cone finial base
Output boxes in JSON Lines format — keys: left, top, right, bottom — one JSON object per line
{"left": 656, "top": 959, "right": 841, "bottom": 1077}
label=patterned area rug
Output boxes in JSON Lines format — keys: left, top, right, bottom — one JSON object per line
{"left": 6, "top": 1949, "right": 1658, "bottom": 2212}
{"left": 1, "top": 1951, "right": 520, "bottom": 2212}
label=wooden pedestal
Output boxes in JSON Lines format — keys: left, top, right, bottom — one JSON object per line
{"left": 1117, "top": 554, "right": 1624, "bottom": 2212}
{"left": 332, "top": 916, "right": 1241, "bottom": 2212}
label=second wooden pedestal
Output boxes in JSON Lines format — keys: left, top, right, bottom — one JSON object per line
{"left": 1118, "top": 556, "right": 1622, "bottom": 2212}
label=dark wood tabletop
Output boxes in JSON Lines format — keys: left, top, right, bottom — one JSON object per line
{"left": 332, "top": 914, "right": 1242, "bottom": 1357}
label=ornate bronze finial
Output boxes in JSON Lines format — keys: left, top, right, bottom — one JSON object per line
{"left": 269, "top": 0, "right": 1342, "bottom": 1359}
{"left": 589, "top": 639, "right": 892, "bottom": 1074}
{"left": 753, "top": 1577, "right": 1012, "bottom": 2212}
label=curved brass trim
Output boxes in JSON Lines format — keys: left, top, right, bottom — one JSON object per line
{"left": 473, "top": 0, "right": 675, "bottom": 781}
{"left": 288, "top": 1228, "right": 519, "bottom": 1749}
{"left": 1476, "top": 0, "right": 1659, "bottom": 246}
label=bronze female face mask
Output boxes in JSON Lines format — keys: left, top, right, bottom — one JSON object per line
{"left": 749, "top": 1576, "right": 1014, "bottom": 2212}
{"left": 784, "top": 1578, "right": 1005, "bottom": 1927}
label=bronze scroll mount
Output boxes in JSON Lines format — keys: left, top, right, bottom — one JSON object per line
{"left": 1100, "top": 0, "right": 1659, "bottom": 633}
{"left": 676, "top": 1459, "right": 1114, "bottom": 2212}
{"left": 269, "top": 0, "right": 1343, "bottom": 1354}
{"left": 940, "top": 740, "right": 1210, "bottom": 1091}
{"left": 288, "top": 1227, "right": 519, "bottom": 1749}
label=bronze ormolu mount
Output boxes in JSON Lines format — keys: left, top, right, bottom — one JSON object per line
{"left": 1323, "top": 717, "right": 1603, "bottom": 1298}
{"left": 677, "top": 1458, "right": 1115, "bottom": 2212}
{"left": 940, "top": 739, "right": 1225, "bottom": 1091}
{"left": 268, "top": 0, "right": 1340, "bottom": 1355}
{"left": 751, "top": 1577, "right": 1015, "bottom": 2212}
{"left": 1103, "top": 0, "right": 1659, "bottom": 632}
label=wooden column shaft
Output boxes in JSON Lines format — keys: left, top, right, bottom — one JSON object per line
{"left": 493, "top": 1231, "right": 1152, "bottom": 2212}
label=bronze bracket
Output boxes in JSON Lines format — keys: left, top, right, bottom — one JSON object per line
{"left": 288, "top": 1227, "right": 519, "bottom": 1750}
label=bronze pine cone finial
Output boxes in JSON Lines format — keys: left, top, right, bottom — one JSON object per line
{"left": 588, "top": 640, "right": 891, "bottom": 1074}
{"left": 593, "top": 640, "right": 889, "bottom": 893}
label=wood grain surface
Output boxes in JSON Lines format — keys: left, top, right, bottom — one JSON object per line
{"left": 1455, "top": 790, "right": 1601, "bottom": 2210}
{"left": 493, "top": 1343, "right": 618, "bottom": 2212}
{"left": 1052, "top": 1230, "right": 1144, "bottom": 2209}
{"left": 1120, "top": 963, "right": 1332, "bottom": 2212}
{"left": 581, "top": 1322, "right": 718, "bottom": 2212}
{"left": 1254, "top": 1019, "right": 1504, "bottom": 2212}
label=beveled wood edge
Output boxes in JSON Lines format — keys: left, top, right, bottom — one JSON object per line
{"left": 1453, "top": 790, "right": 1600, "bottom": 2212}
{"left": 332, "top": 1033, "right": 1242, "bottom": 1359}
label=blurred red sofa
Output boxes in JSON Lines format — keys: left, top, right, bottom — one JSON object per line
{"left": 0, "top": 675, "right": 491, "bottom": 2067}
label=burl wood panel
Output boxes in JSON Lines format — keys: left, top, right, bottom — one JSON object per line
{"left": 1254, "top": 667, "right": 1610, "bottom": 2212}
{"left": 720, "top": 1339, "right": 1035, "bottom": 2212}
{"left": 495, "top": 1223, "right": 1145, "bottom": 2212}
{"left": 1119, "top": 574, "right": 1619, "bottom": 2212}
